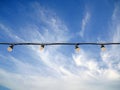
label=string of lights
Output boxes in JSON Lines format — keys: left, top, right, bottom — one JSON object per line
{"left": 0, "top": 42, "right": 120, "bottom": 52}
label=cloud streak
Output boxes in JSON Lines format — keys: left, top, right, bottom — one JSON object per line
{"left": 80, "top": 11, "right": 90, "bottom": 37}
{"left": 0, "top": 2, "right": 120, "bottom": 90}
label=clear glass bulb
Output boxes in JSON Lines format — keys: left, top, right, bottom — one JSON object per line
{"left": 75, "top": 45, "right": 80, "bottom": 52}
{"left": 101, "top": 47, "right": 106, "bottom": 51}
{"left": 75, "top": 47, "right": 80, "bottom": 52}
{"left": 7, "top": 47, "right": 13, "bottom": 52}
{"left": 101, "top": 45, "right": 106, "bottom": 51}
{"left": 40, "top": 45, "right": 44, "bottom": 51}
{"left": 40, "top": 47, "right": 44, "bottom": 51}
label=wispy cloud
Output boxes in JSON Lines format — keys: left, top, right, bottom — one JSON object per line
{"left": 100, "top": 3, "right": 120, "bottom": 78}
{"left": 0, "top": 23, "right": 24, "bottom": 42}
{"left": 0, "top": 68, "right": 119, "bottom": 90}
{"left": 80, "top": 11, "right": 90, "bottom": 37}
{"left": 0, "top": 2, "right": 120, "bottom": 90}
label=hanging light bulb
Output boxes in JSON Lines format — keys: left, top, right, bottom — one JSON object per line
{"left": 101, "top": 44, "right": 106, "bottom": 51}
{"left": 75, "top": 45, "right": 80, "bottom": 52}
{"left": 7, "top": 45, "right": 14, "bottom": 52}
{"left": 40, "top": 45, "right": 44, "bottom": 51}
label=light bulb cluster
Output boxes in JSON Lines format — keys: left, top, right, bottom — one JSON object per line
{"left": 6, "top": 44, "right": 106, "bottom": 52}
{"left": 1, "top": 42, "right": 120, "bottom": 52}
{"left": 74, "top": 44, "right": 106, "bottom": 52}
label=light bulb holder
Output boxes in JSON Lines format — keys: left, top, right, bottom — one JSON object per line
{"left": 41, "top": 45, "right": 44, "bottom": 48}
{"left": 8, "top": 45, "right": 14, "bottom": 52}
{"left": 40, "top": 45, "right": 45, "bottom": 51}
{"left": 101, "top": 44, "right": 106, "bottom": 51}
{"left": 75, "top": 45, "right": 79, "bottom": 49}
{"left": 101, "top": 44, "right": 104, "bottom": 48}
{"left": 75, "top": 44, "right": 80, "bottom": 52}
{"left": 75, "top": 44, "right": 80, "bottom": 49}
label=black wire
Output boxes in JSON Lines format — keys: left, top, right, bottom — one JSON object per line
{"left": 0, "top": 42, "right": 120, "bottom": 46}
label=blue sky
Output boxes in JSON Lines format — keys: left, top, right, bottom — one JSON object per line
{"left": 0, "top": 0, "right": 120, "bottom": 90}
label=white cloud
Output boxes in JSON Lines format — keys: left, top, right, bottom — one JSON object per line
{"left": 0, "top": 68, "right": 119, "bottom": 90}
{"left": 0, "top": 23, "right": 24, "bottom": 42}
{"left": 80, "top": 11, "right": 90, "bottom": 37}
{"left": 100, "top": 3, "right": 120, "bottom": 80}
{"left": 73, "top": 3, "right": 120, "bottom": 81}
{"left": 0, "top": 2, "right": 120, "bottom": 90}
